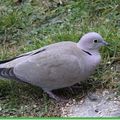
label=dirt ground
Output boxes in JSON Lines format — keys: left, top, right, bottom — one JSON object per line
{"left": 61, "top": 90, "right": 120, "bottom": 117}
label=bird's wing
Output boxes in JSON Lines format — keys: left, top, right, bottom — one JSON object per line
{"left": 0, "top": 41, "right": 86, "bottom": 90}
{"left": 13, "top": 51, "right": 82, "bottom": 90}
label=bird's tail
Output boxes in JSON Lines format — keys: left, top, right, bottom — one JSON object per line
{"left": 0, "top": 57, "right": 19, "bottom": 80}
{"left": 0, "top": 57, "right": 14, "bottom": 80}
{"left": 0, "top": 51, "right": 32, "bottom": 80}
{"left": 0, "top": 58, "right": 16, "bottom": 64}
{"left": 0, "top": 67, "right": 17, "bottom": 80}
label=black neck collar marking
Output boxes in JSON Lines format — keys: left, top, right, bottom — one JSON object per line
{"left": 81, "top": 49, "right": 92, "bottom": 56}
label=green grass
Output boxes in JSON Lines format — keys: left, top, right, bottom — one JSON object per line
{"left": 0, "top": 0, "right": 120, "bottom": 117}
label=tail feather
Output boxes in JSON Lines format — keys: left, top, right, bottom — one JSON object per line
{"left": 0, "top": 67, "right": 30, "bottom": 85}
{"left": 0, "top": 53, "right": 30, "bottom": 65}
{"left": 0, "top": 58, "right": 16, "bottom": 64}
{"left": 0, "top": 67, "right": 18, "bottom": 80}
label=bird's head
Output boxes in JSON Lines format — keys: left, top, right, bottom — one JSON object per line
{"left": 77, "top": 32, "right": 108, "bottom": 52}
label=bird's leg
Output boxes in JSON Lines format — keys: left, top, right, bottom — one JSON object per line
{"left": 45, "top": 90, "right": 61, "bottom": 101}
{"left": 45, "top": 90, "right": 68, "bottom": 102}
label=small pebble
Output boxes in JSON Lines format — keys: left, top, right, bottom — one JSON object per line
{"left": 95, "top": 109, "right": 99, "bottom": 113}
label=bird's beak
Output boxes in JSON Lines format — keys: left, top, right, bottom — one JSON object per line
{"left": 102, "top": 40, "right": 109, "bottom": 46}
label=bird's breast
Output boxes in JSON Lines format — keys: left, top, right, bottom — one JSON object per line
{"left": 82, "top": 54, "right": 101, "bottom": 75}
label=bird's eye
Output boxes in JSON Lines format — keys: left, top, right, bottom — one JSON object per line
{"left": 94, "top": 39, "right": 98, "bottom": 43}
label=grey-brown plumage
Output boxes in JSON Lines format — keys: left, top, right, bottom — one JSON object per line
{"left": 0, "top": 32, "right": 108, "bottom": 100}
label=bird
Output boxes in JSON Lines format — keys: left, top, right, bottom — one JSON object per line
{"left": 0, "top": 32, "right": 108, "bottom": 100}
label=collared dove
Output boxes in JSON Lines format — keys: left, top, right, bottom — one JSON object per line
{"left": 0, "top": 32, "right": 108, "bottom": 100}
